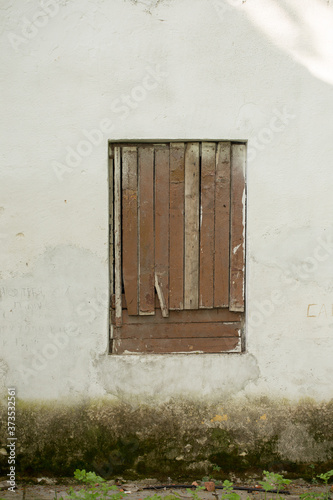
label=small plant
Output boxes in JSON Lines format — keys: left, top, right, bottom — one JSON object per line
{"left": 258, "top": 471, "right": 291, "bottom": 500}
{"left": 212, "top": 464, "right": 221, "bottom": 472}
{"left": 317, "top": 470, "right": 333, "bottom": 500}
{"left": 186, "top": 485, "right": 205, "bottom": 500}
{"left": 309, "top": 465, "right": 319, "bottom": 485}
{"left": 221, "top": 479, "right": 241, "bottom": 500}
{"left": 300, "top": 493, "right": 327, "bottom": 500}
{"left": 58, "top": 469, "right": 123, "bottom": 500}
{"left": 300, "top": 470, "right": 333, "bottom": 500}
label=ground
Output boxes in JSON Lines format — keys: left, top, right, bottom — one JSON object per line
{"left": 0, "top": 477, "right": 331, "bottom": 500}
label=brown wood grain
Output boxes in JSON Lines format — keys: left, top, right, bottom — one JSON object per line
{"left": 230, "top": 143, "right": 246, "bottom": 312}
{"left": 121, "top": 307, "right": 242, "bottom": 323}
{"left": 214, "top": 142, "right": 231, "bottom": 308}
{"left": 200, "top": 142, "right": 216, "bottom": 308}
{"left": 169, "top": 142, "right": 185, "bottom": 310}
{"left": 113, "top": 335, "right": 241, "bottom": 353}
{"left": 113, "top": 322, "right": 241, "bottom": 339}
{"left": 155, "top": 145, "right": 170, "bottom": 317}
{"left": 122, "top": 146, "right": 138, "bottom": 315}
{"left": 184, "top": 142, "right": 200, "bottom": 309}
{"left": 114, "top": 146, "right": 122, "bottom": 326}
{"left": 108, "top": 155, "right": 114, "bottom": 296}
{"left": 138, "top": 146, "right": 155, "bottom": 315}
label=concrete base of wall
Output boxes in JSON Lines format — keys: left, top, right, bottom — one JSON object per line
{"left": 1, "top": 397, "right": 333, "bottom": 479}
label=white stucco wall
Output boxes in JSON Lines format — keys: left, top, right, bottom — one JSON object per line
{"left": 1, "top": 0, "right": 333, "bottom": 403}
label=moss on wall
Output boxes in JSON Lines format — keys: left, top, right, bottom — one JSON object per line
{"left": 0, "top": 397, "right": 332, "bottom": 479}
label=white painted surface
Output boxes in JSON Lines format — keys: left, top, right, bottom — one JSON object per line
{"left": 1, "top": 0, "right": 333, "bottom": 401}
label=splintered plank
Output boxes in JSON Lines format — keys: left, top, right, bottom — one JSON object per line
{"left": 184, "top": 142, "right": 200, "bottom": 309}
{"left": 113, "top": 335, "right": 241, "bottom": 354}
{"left": 121, "top": 308, "right": 242, "bottom": 324}
{"left": 122, "top": 146, "right": 138, "bottom": 315}
{"left": 214, "top": 142, "right": 231, "bottom": 308}
{"left": 200, "top": 142, "right": 216, "bottom": 308}
{"left": 138, "top": 146, "right": 155, "bottom": 315}
{"left": 230, "top": 143, "right": 246, "bottom": 312}
{"left": 169, "top": 143, "right": 185, "bottom": 310}
{"left": 155, "top": 146, "right": 170, "bottom": 317}
{"left": 114, "top": 146, "right": 122, "bottom": 326}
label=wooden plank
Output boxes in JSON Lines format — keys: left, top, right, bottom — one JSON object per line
{"left": 169, "top": 143, "right": 185, "bottom": 310}
{"left": 230, "top": 143, "right": 246, "bottom": 312}
{"left": 113, "top": 322, "right": 241, "bottom": 339}
{"left": 109, "top": 152, "right": 114, "bottom": 342}
{"left": 200, "top": 142, "right": 216, "bottom": 308}
{"left": 214, "top": 142, "right": 231, "bottom": 308}
{"left": 108, "top": 154, "right": 114, "bottom": 296}
{"left": 184, "top": 142, "right": 200, "bottom": 309}
{"left": 121, "top": 307, "right": 242, "bottom": 323}
{"left": 155, "top": 274, "right": 168, "bottom": 318}
{"left": 113, "top": 336, "right": 241, "bottom": 354}
{"left": 122, "top": 146, "right": 138, "bottom": 315}
{"left": 111, "top": 293, "right": 160, "bottom": 310}
{"left": 155, "top": 146, "right": 170, "bottom": 317}
{"left": 114, "top": 146, "right": 122, "bottom": 326}
{"left": 138, "top": 146, "right": 155, "bottom": 315}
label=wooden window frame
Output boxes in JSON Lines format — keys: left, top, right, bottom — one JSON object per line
{"left": 108, "top": 140, "right": 246, "bottom": 354}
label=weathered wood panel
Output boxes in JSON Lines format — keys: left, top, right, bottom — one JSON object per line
{"left": 108, "top": 154, "right": 114, "bottom": 296}
{"left": 113, "top": 322, "right": 241, "bottom": 339}
{"left": 200, "top": 142, "right": 216, "bottom": 308}
{"left": 114, "top": 146, "right": 122, "bottom": 326}
{"left": 138, "top": 146, "right": 155, "bottom": 315}
{"left": 184, "top": 142, "right": 200, "bottom": 309}
{"left": 155, "top": 146, "right": 170, "bottom": 317}
{"left": 111, "top": 293, "right": 159, "bottom": 310}
{"left": 113, "top": 336, "right": 240, "bottom": 354}
{"left": 122, "top": 146, "right": 138, "bottom": 315}
{"left": 214, "top": 142, "right": 231, "bottom": 308}
{"left": 169, "top": 143, "right": 185, "bottom": 310}
{"left": 121, "top": 308, "right": 241, "bottom": 323}
{"left": 230, "top": 143, "right": 246, "bottom": 312}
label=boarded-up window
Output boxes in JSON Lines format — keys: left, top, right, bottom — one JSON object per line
{"left": 109, "top": 141, "right": 246, "bottom": 354}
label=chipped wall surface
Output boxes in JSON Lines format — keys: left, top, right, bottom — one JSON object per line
{"left": 1, "top": 0, "right": 333, "bottom": 471}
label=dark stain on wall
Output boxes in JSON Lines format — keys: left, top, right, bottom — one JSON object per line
{"left": 0, "top": 397, "right": 332, "bottom": 479}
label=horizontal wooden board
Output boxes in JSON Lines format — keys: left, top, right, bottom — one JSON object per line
{"left": 113, "top": 322, "right": 241, "bottom": 339}
{"left": 113, "top": 336, "right": 241, "bottom": 354}
{"left": 121, "top": 308, "right": 241, "bottom": 324}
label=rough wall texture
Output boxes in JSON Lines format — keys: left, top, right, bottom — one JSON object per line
{"left": 1, "top": 398, "right": 333, "bottom": 478}
{"left": 1, "top": 0, "right": 333, "bottom": 473}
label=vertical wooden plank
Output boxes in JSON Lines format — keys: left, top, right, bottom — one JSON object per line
{"left": 108, "top": 149, "right": 114, "bottom": 344}
{"left": 214, "top": 142, "right": 231, "bottom": 308}
{"left": 138, "top": 146, "right": 155, "bottom": 315}
{"left": 122, "top": 146, "right": 138, "bottom": 315}
{"left": 169, "top": 143, "right": 185, "bottom": 310}
{"left": 184, "top": 142, "right": 200, "bottom": 310}
{"left": 230, "top": 143, "right": 246, "bottom": 312}
{"left": 114, "top": 146, "right": 122, "bottom": 326}
{"left": 155, "top": 146, "right": 170, "bottom": 317}
{"left": 199, "top": 142, "right": 216, "bottom": 308}
{"left": 108, "top": 152, "right": 114, "bottom": 296}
